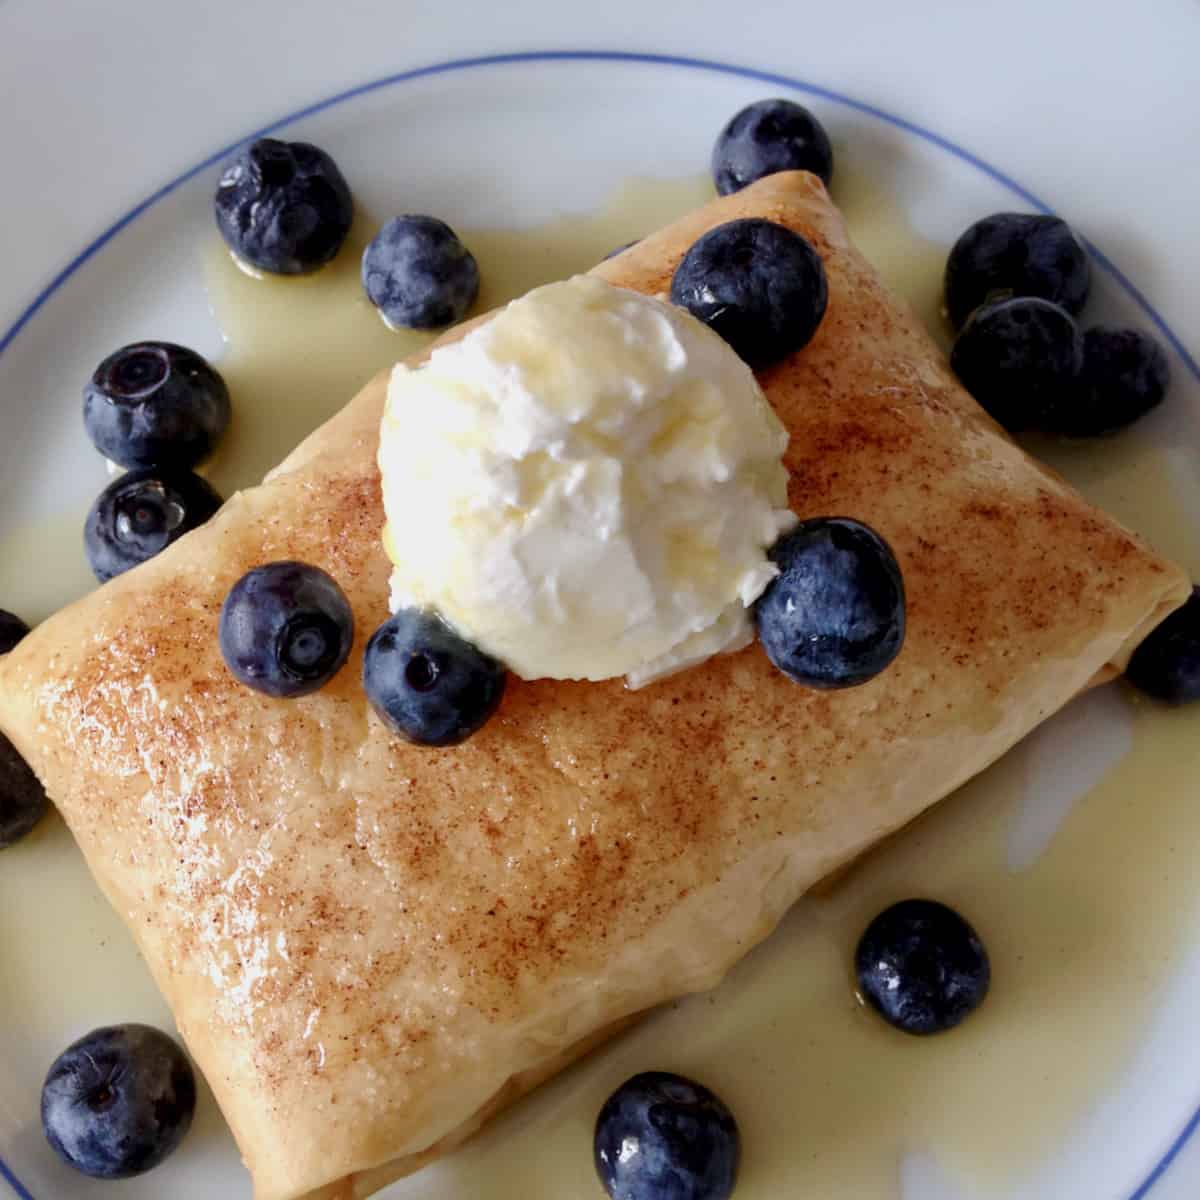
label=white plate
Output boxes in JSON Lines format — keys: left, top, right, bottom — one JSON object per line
{"left": 2, "top": 4, "right": 1199, "bottom": 1199}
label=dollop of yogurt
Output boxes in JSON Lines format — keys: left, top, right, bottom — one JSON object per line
{"left": 379, "top": 275, "right": 796, "bottom": 688}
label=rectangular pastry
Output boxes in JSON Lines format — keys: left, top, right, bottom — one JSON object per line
{"left": 0, "top": 171, "right": 1187, "bottom": 1199}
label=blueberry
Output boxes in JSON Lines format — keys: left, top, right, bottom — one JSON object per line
{"left": 362, "top": 609, "right": 506, "bottom": 746}
{"left": 855, "top": 899, "right": 991, "bottom": 1035}
{"left": 361, "top": 216, "right": 480, "bottom": 330}
{"left": 594, "top": 1071, "right": 740, "bottom": 1200}
{"left": 0, "top": 611, "right": 46, "bottom": 848}
{"left": 83, "top": 342, "right": 231, "bottom": 471}
{"left": 85, "top": 468, "right": 223, "bottom": 582}
{"left": 215, "top": 138, "right": 353, "bottom": 275}
{"left": 944, "top": 212, "right": 1091, "bottom": 330}
{"left": 949, "top": 297, "right": 1083, "bottom": 431}
{"left": 0, "top": 609, "right": 29, "bottom": 654}
{"left": 711, "top": 97, "right": 834, "bottom": 195}
{"left": 1126, "top": 585, "right": 1200, "bottom": 705}
{"left": 755, "top": 518, "right": 905, "bottom": 689}
{"left": 41, "top": 1024, "right": 195, "bottom": 1179}
{"left": 219, "top": 562, "right": 353, "bottom": 699}
{"left": 1045, "top": 325, "right": 1171, "bottom": 436}
{"left": 1, "top": 732, "right": 48, "bottom": 848}
{"left": 670, "top": 218, "right": 828, "bottom": 367}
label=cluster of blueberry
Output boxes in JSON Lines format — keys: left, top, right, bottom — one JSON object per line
{"left": 215, "top": 524, "right": 905, "bottom": 755}
{"left": 946, "top": 214, "right": 1170, "bottom": 435}
{"left": 214, "top": 560, "right": 507, "bottom": 746}
{"left": 79, "top": 135, "right": 498, "bottom": 588}
{"left": 215, "top": 136, "right": 481, "bottom": 330}
{"left": 82, "top": 342, "right": 229, "bottom": 582}
{"left": 4, "top": 97, "right": 1199, "bottom": 1196}
{"left": 215, "top": 533, "right": 904, "bottom": 753}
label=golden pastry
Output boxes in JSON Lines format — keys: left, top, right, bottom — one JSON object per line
{"left": 0, "top": 171, "right": 1187, "bottom": 1200}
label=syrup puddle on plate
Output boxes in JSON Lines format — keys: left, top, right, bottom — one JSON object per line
{"left": 1, "top": 172, "right": 1199, "bottom": 1200}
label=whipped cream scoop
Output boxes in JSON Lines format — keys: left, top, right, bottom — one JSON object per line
{"left": 379, "top": 275, "right": 795, "bottom": 687}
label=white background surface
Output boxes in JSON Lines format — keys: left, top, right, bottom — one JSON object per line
{"left": 1, "top": 2, "right": 1199, "bottom": 1198}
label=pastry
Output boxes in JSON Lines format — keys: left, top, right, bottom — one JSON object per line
{"left": 0, "top": 170, "right": 1187, "bottom": 1200}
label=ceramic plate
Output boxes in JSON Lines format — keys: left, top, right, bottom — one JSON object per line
{"left": 2, "top": 3, "right": 1199, "bottom": 1198}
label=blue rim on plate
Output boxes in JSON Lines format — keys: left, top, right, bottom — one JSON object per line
{"left": 0, "top": 49, "right": 1196, "bottom": 1200}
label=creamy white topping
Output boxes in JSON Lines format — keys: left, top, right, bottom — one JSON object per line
{"left": 379, "top": 275, "right": 795, "bottom": 687}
